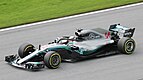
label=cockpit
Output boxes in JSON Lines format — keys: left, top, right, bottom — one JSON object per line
{"left": 53, "top": 29, "right": 102, "bottom": 44}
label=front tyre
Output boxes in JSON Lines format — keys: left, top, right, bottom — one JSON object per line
{"left": 117, "top": 37, "right": 135, "bottom": 54}
{"left": 44, "top": 51, "right": 61, "bottom": 69}
{"left": 18, "top": 43, "right": 35, "bottom": 58}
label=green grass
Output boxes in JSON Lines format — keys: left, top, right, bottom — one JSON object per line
{"left": 0, "top": 0, "right": 143, "bottom": 28}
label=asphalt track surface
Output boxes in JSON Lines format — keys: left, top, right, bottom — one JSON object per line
{"left": 0, "top": 4, "right": 143, "bottom": 80}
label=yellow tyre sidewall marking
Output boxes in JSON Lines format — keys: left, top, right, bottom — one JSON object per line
{"left": 124, "top": 39, "right": 134, "bottom": 54}
{"left": 24, "top": 45, "right": 32, "bottom": 52}
{"left": 49, "top": 53, "right": 61, "bottom": 68}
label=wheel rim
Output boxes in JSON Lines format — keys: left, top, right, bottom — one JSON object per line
{"left": 51, "top": 55, "right": 60, "bottom": 66}
{"left": 126, "top": 41, "right": 134, "bottom": 52}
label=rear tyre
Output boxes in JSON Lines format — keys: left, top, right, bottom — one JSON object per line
{"left": 18, "top": 43, "right": 35, "bottom": 58}
{"left": 117, "top": 37, "right": 135, "bottom": 54}
{"left": 44, "top": 51, "right": 61, "bottom": 69}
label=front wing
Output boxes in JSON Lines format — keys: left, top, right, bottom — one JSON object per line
{"left": 5, "top": 55, "right": 45, "bottom": 70}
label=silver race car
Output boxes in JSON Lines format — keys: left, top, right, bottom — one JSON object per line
{"left": 5, "top": 24, "right": 136, "bottom": 70}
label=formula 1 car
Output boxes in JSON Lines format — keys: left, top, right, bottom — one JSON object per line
{"left": 5, "top": 24, "right": 136, "bottom": 70}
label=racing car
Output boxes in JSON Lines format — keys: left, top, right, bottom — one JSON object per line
{"left": 5, "top": 24, "right": 136, "bottom": 70}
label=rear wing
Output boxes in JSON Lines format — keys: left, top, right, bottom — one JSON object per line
{"left": 109, "top": 24, "right": 135, "bottom": 37}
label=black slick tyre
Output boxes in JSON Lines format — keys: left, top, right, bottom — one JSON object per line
{"left": 44, "top": 51, "right": 61, "bottom": 69}
{"left": 18, "top": 43, "right": 35, "bottom": 58}
{"left": 117, "top": 37, "right": 135, "bottom": 54}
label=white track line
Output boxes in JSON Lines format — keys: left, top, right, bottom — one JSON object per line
{"left": 0, "top": 2, "right": 143, "bottom": 32}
